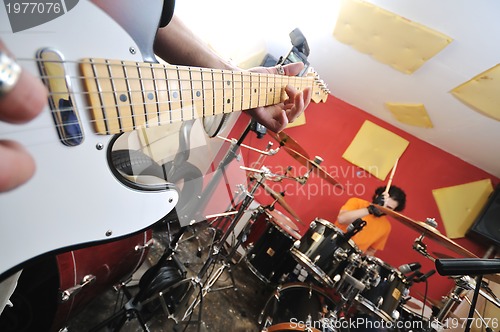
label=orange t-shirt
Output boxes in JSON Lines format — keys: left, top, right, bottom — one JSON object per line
{"left": 334, "top": 197, "right": 391, "bottom": 253}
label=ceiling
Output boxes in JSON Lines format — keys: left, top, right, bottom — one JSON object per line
{"left": 174, "top": 0, "right": 500, "bottom": 178}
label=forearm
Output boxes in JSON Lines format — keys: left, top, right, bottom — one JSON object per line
{"left": 154, "top": 16, "right": 237, "bottom": 70}
{"left": 337, "top": 208, "right": 369, "bottom": 225}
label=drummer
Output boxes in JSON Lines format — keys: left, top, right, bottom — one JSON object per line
{"left": 334, "top": 185, "right": 407, "bottom": 256}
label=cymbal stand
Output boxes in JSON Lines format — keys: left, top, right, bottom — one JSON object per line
{"left": 432, "top": 278, "right": 468, "bottom": 326}
{"left": 197, "top": 139, "right": 276, "bottom": 263}
{"left": 462, "top": 294, "right": 494, "bottom": 332}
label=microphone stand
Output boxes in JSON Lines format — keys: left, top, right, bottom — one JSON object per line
{"left": 465, "top": 275, "right": 483, "bottom": 332}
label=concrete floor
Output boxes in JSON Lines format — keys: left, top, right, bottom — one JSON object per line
{"left": 65, "top": 221, "right": 289, "bottom": 332}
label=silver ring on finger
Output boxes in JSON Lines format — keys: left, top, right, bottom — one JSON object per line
{"left": 0, "top": 51, "right": 22, "bottom": 98}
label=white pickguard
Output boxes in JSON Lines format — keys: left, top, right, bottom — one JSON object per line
{"left": 0, "top": 1, "right": 178, "bottom": 280}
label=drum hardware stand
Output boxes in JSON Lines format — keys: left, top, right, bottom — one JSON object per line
{"left": 413, "top": 236, "right": 436, "bottom": 262}
{"left": 172, "top": 119, "right": 279, "bottom": 331}
{"left": 217, "top": 135, "right": 278, "bottom": 158}
{"left": 178, "top": 168, "right": 273, "bottom": 332}
{"left": 462, "top": 294, "right": 494, "bottom": 332}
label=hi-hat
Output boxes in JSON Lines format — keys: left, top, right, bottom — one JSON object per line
{"left": 271, "top": 131, "right": 310, "bottom": 160}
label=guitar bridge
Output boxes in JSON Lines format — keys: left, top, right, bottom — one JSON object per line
{"left": 37, "top": 48, "right": 83, "bottom": 146}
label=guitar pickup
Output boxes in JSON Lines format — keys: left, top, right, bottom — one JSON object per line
{"left": 37, "top": 48, "right": 83, "bottom": 146}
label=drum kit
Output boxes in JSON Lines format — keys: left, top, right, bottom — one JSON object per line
{"left": 238, "top": 130, "right": 500, "bottom": 331}
{"left": 71, "top": 122, "right": 499, "bottom": 332}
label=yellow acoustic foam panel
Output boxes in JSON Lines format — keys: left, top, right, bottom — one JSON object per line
{"left": 432, "top": 179, "right": 494, "bottom": 239}
{"left": 286, "top": 112, "right": 306, "bottom": 129}
{"left": 342, "top": 120, "right": 409, "bottom": 180}
{"left": 333, "top": 0, "right": 453, "bottom": 74}
{"left": 451, "top": 64, "right": 500, "bottom": 121}
{"left": 385, "top": 102, "right": 434, "bottom": 128}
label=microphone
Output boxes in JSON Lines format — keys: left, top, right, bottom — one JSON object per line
{"left": 399, "top": 262, "right": 422, "bottom": 274}
{"left": 344, "top": 218, "right": 367, "bottom": 240}
{"left": 414, "top": 269, "right": 436, "bottom": 283}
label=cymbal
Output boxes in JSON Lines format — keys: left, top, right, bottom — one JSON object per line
{"left": 285, "top": 149, "right": 342, "bottom": 188}
{"left": 433, "top": 251, "right": 455, "bottom": 259}
{"left": 377, "top": 206, "right": 477, "bottom": 259}
{"left": 271, "top": 131, "right": 310, "bottom": 160}
{"left": 261, "top": 181, "right": 305, "bottom": 226}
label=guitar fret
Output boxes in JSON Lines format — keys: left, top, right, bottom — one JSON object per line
{"left": 265, "top": 74, "right": 270, "bottom": 107}
{"left": 187, "top": 68, "right": 196, "bottom": 119}
{"left": 138, "top": 63, "right": 158, "bottom": 128}
{"left": 222, "top": 70, "right": 234, "bottom": 114}
{"left": 94, "top": 60, "right": 116, "bottom": 134}
{"left": 212, "top": 69, "right": 224, "bottom": 115}
{"left": 190, "top": 68, "right": 204, "bottom": 118}
{"left": 150, "top": 64, "right": 161, "bottom": 126}
{"left": 200, "top": 68, "right": 212, "bottom": 117}
{"left": 106, "top": 60, "right": 123, "bottom": 132}
{"left": 258, "top": 73, "right": 266, "bottom": 107}
{"left": 221, "top": 71, "right": 230, "bottom": 113}
{"left": 80, "top": 60, "right": 105, "bottom": 134}
{"left": 123, "top": 62, "right": 144, "bottom": 131}
{"left": 249, "top": 73, "right": 256, "bottom": 109}
{"left": 113, "top": 60, "right": 134, "bottom": 131}
{"left": 166, "top": 66, "right": 181, "bottom": 123}
{"left": 241, "top": 72, "right": 250, "bottom": 110}
{"left": 153, "top": 65, "right": 171, "bottom": 125}
{"left": 272, "top": 75, "right": 281, "bottom": 104}
{"left": 177, "top": 66, "right": 193, "bottom": 121}
{"left": 232, "top": 71, "right": 242, "bottom": 113}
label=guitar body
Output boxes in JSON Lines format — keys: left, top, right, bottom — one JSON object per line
{"left": 0, "top": 1, "right": 178, "bottom": 280}
{"left": 0, "top": 0, "right": 329, "bottom": 281}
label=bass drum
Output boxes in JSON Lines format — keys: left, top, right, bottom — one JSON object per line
{"left": 259, "top": 283, "right": 337, "bottom": 332}
{"left": 0, "top": 230, "right": 152, "bottom": 332}
{"left": 245, "top": 209, "right": 301, "bottom": 285}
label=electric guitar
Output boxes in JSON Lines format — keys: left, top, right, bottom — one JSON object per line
{"left": 0, "top": 0, "right": 329, "bottom": 280}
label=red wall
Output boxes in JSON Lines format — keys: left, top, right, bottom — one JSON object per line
{"left": 229, "top": 95, "right": 499, "bottom": 301}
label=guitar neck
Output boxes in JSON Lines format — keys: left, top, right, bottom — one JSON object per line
{"left": 80, "top": 59, "right": 324, "bottom": 135}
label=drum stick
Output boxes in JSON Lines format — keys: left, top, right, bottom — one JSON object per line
{"left": 384, "top": 158, "right": 399, "bottom": 195}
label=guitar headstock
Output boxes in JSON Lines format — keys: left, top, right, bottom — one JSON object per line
{"left": 307, "top": 68, "right": 330, "bottom": 103}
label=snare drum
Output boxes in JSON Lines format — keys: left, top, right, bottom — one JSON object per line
{"left": 356, "top": 257, "right": 409, "bottom": 322}
{"left": 291, "top": 218, "right": 359, "bottom": 287}
{"left": 245, "top": 210, "right": 301, "bottom": 284}
{"left": 259, "top": 283, "right": 336, "bottom": 332}
{"left": 0, "top": 230, "right": 152, "bottom": 332}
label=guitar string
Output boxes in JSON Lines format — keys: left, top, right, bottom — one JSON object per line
{"left": 5, "top": 58, "right": 325, "bottom": 137}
